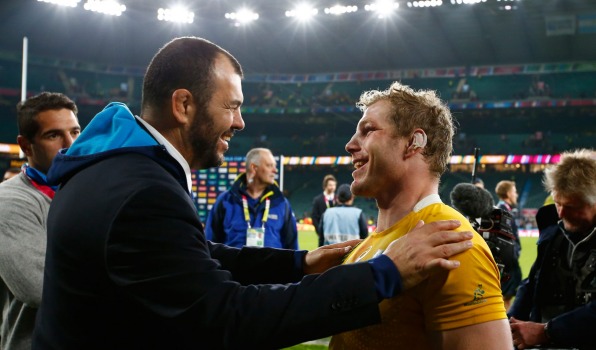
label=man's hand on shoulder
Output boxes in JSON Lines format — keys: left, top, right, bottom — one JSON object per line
{"left": 383, "top": 220, "right": 473, "bottom": 290}
{"left": 303, "top": 239, "right": 362, "bottom": 275}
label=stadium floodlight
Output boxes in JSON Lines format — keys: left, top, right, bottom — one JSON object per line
{"left": 323, "top": 5, "right": 358, "bottom": 16}
{"left": 37, "top": 0, "right": 80, "bottom": 7}
{"left": 407, "top": 0, "right": 443, "bottom": 7}
{"left": 450, "top": 0, "right": 487, "bottom": 4}
{"left": 285, "top": 4, "right": 318, "bottom": 20}
{"left": 157, "top": 7, "right": 194, "bottom": 24}
{"left": 224, "top": 9, "right": 259, "bottom": 26}
{"left": 496, "top": 0, "right": 521, "bottom": 8}
{"left": 364, "top": 1, "right": 399, "bottom": 18}
{"left": 83, "top": 0, "right": 126, "bottom": 16}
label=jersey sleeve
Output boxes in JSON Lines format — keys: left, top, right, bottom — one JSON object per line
{"left": 419, "top": 208, "right": 507, "bottom": 331}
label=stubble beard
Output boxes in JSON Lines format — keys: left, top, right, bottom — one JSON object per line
{"left": 189, "top": 108, "right": 224, "bottom": 170}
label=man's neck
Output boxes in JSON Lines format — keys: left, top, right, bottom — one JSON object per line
{"left": 375, "top": 181, "right": 439, "bottom": 232}
{"left": 324, "top": 190, "right": 334, "bottom": 196}
{"left": 246, "top": 182, "right": 267, "bottom": 199}
{"left": 26, "top": 162, "right": 45, "bottom": 175}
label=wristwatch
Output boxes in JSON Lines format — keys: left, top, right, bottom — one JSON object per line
{"left": 543, "top": 320, "right": 553, "bottom": 345}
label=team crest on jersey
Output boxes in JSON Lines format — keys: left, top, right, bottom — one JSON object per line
{"left": 464, "top": 284, "right": 487, "bottom": 306}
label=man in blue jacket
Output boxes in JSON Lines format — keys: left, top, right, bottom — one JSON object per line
{"left": 509, "top": 149, "right": 596, "bottom": 350}
{"left": 206, "top": 148, "right": 298, "bottom": 249}
{"left": 33, "top": 36, "right": 474, "bottom": 349}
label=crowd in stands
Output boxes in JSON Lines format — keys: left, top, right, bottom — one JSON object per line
{"left": 246, "top": 82, "right": 355, "bottom": 108}
{"left": 241, "top": 73, "right": 596, "bottom": 109}
{"left": 0, "top": 56, "right": 594, "bottom": 159}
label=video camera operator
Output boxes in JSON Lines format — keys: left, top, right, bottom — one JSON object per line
{"left": 450, "top": 182, "right": 516, "bottom": 284}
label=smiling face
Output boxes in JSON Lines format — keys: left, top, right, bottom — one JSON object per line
{"left": 188, "top": 55, "right": 244, "bottom": 169}
{"left": 345, "top": 99, "right": 407, "bottom": 201}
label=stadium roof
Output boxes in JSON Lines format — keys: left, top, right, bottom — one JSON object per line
{"left": 0, "top": 0, "right": 595, "bottom": 74}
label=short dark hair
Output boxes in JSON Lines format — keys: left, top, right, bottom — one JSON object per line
{"left": 337, "top": 184, "right": 353, "bottom": 203}
{"left": 17, "top": 92, "right": 78, "bottom": 141}
{"left": 141, "top": 36, "right": 243, "bottom": 117}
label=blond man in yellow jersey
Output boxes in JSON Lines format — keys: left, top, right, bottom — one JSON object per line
{"left": 331, "top": 82, "right": 512, "bottom": 349}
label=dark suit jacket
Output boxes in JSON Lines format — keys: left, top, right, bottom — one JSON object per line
{"left": 311, "top": 193, "right": 334, "bottom": 246}
{"left": 34, "top": 153, "right": 380, "bottom": 350}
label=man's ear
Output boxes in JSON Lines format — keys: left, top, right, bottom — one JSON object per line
{"left": 248, "top": 162, "right": 258, "bottom": 175}
{"left": 17, "top": 135, "right": 32, "bottom": 157}
{"left": 405, "top": 129, "right": 427, "bottom": 156}
{"left": 171, "top": 89, "right": 195, "bottom": 125}
{"left": 246, "top": 163, "right": 257, "bottom": 184}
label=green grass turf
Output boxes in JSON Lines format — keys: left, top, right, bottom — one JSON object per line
{"left": 519, "top": 236, "right": 538, "bottom": 279}
{"left": 298, "top": 230, "right": 319, "bottom": 252}
{"left": 287, "top": 232, "right": 540, "bottom": 349}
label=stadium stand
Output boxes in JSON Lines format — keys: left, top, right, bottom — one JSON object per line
{"left": 1, "top": 52, "right": 593, "bottom": 224}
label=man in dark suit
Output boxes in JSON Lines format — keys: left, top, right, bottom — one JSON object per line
{"left": 33, "top": 37, "right": 474, "bottom": 349}
{"left": 311, "top": 174, "right": 337, "bottom": 246}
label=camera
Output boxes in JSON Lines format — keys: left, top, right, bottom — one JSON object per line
{"left": 470, "top": 208, "right": 516, "bottom": 282}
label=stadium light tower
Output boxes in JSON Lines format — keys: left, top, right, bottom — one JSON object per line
{"left": 37, "top": 0, "right": 80, "bottom": 7}
{"left": 285, "top": 4, "right": 318, "bottom": 21}
{"left": 364, "top": 0, "right": 399, "bottom": 19}
{"left": 157, "top": 7, "right": 195, "bottom": 23}
{"left": 83, "top": 0, "right": 126, "bottom": 16}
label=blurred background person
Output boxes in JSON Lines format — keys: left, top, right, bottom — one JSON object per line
{"left": 495, "top": 180, "right": 522, "bottom": 311}
{"left": 311, "top": 174, "right": 337, "bottom": 247}
{"left": 2, "top": 167, "right": 20, "bottom": 182}
{"left": 473, "top": 177, "right": 485, "bottom": 189}
{"left": 319, "top": 183, "right": 368, "bottom": 246}
{"left": 206, "top": 147, "right": 298, "bottom": 249}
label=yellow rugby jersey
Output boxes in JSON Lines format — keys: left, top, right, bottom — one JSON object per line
{"left": 330, "top": 199, "right": 506, "bottom": 350}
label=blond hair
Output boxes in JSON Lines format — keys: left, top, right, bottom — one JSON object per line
{"left": 543, "top": 149, "right": 596, "bottom": 205}
{"left": 356, "top": 81, "right": 454, "bottom": 176}
{"left": 495, "top": 180, "right": 516, "bottom": 200}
